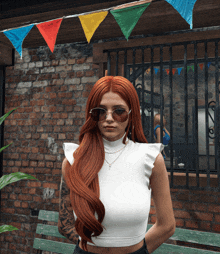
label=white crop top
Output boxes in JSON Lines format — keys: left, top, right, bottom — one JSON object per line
{"left": 63, "top": 133, "right": 164, "bottom": 247}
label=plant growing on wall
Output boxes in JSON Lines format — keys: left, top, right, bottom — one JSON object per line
{"left": 0, "top": 108, "right": 38, "bottom": 234}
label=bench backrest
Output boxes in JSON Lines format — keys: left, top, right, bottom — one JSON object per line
{"left": 34, "top": 210, "right": 220, "bottom": 254}
{"left": 33, "top": 210, "right": 76, "bottom": 254}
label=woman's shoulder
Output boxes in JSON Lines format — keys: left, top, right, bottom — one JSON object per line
{"left": 63, "top": 142, "right": 79, "bottom": 166}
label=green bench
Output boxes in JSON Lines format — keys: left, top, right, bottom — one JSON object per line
{"left": 34, "top": 210, "right": 220, "bottom": 254}
{"left": 33, "top": 210, "right": 76, "bottom": 254}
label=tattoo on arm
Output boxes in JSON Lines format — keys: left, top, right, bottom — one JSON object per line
{"left": 58, "top": 175, "right": 79, "bottom": 243}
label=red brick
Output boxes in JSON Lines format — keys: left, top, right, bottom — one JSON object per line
{"left": 174, "top": 210, "right": 191, "bottom": 219}
{"left": 86, "top": 70, "right": 95, "bottom": 77}
{"left": 43, "top": 183, "right": 58, "bottom": 189}
{"left": 77, "top": 57, "right": 86, "bottom": 64}
{"left": 185, "top": 220, "right": 199, "bottom": 229}
{"left": 194, "top": 212, "right": 213, "bottom": 221}
{"left": 212, "top": 224, "right": 220, "bottom": 233}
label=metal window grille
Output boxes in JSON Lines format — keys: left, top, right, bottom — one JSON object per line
{"left": 104, "top": 38, "right": 220, "bottom": 191}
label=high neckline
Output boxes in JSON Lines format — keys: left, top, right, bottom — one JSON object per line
{"left": 102, "top": 132, "right": 128, "bottom": 153}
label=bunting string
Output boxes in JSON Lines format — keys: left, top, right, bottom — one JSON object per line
{"left": 145, "top": 62, "right": 212, "bottom": 75}
{"left": 0, "top": 0, "right": 198, "bottom": 58}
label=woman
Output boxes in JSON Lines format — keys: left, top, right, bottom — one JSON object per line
{"left": 153, "top": 114, "right": 170, "bottom": 159}
{"left": 58, "top": 76, "right": 175, "bottom": 254}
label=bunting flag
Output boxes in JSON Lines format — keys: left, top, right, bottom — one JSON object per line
{"left": 207, "top": 62, "right": 211, "bottom": 68}
{"left": 79, "top": 11, "right": 108, "bottom": 43}
{"left": 166, "top": 69, "right": 170, "bottom": 75}
{"left": 36, "top": 19, "right": 63, "bottom": 53}
{"left": 165, "top": 0, "right": 197, "bottom": 29}
{"left": 3, "top": 24, "right": 34, "bottom": 58}
{"left": 172, "top": 68, "right": 176, "bottom": 75}
{"left": 177, "top": 67, "right": 183, "bottom": 75}
{"left": 110, "top": 3, "right": 150, "bottom": 40}
{"left": 199, "top": 63, "right": 204, "bottom": 70}
{"left": 154, "top": 68, "right": 159, "bottom": 74}
{"left": 145, "top": 68, "right": 150, "bottom": 74}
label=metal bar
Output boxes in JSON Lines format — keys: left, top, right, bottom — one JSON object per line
{"left": 141, "top": 48, "right": 145, "bottom": 137}
{"left": 150, "top": 47, "right": 154, "bottom": 143}
{"left": 204, "top": 41, "right": 210, "bottom": 189}
{"left": 159, "top": 46, "right": 163, "bottom": 147}
{"left": 214, "top": 41, "right": 220, "bottom": 190}
{"left": 124, "top": 49, "right": 127, "bottom": 78}
{"left": 194, "top": 42, "right": 200, "bottom": 188}
{"left": 132, "top": 48, "right": 136, "bottom": 88}
{"left": 107, "top": 51, "right": 111, "bottom": 75}
{"left": 184, "top": 44, "right": 189, "bottom": 188}
{"left": 116, "top": 51, "right": 119, "bottom": 76}
{"left": 103, "top": 36, "right": 220, "bottom": 53}
{"left": 0, "top": 66, "right": 6, "bottom": 211}
{"left": 169, "top": 45, "right": 173, "bottom": 187}
{"left": 125, "top": 57, "right": 220, "bottom": 69}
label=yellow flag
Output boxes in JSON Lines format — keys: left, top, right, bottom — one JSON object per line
{"left": 79, "top": 11, "right": 108, "bottom": 43}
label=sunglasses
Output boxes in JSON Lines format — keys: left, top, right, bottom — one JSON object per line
{"left": 89, "top": 107, "right": 131, "bottom": 122}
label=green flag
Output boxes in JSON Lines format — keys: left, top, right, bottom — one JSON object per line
{"left": 110, "top": 3, "right": 150, "bottom": 41}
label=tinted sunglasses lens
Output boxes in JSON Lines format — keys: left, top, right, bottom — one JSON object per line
{"left": 91, "top": 109, "right": 106, "bottom": 121}
{"left": 113, "top": 109, "right": 128, "bottom": 122}
{"left": 91, "top": 108, "right": 128, "bottom": 122}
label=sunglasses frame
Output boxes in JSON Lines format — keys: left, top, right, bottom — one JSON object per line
{"left": 89, "top": 107, "right": 132, "bottom": 122}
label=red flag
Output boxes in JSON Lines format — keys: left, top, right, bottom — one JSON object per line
{"left": 172, "top": 68, "right": 176, "bottom": 75}
{"left": 37, "top": 19, "right": 63, "bottom": 53}
{"left": 199, "top": 63, "right": 204, "bottom": 70}
{"left": 166, "top": 69, "right": 170, "bottom": 75}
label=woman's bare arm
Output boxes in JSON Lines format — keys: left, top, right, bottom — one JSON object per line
{"left": 145, "top": 153, "right": 176, "bottom": 253}
{"left": 58, "top": 158, "right": 79, "bottom": 243}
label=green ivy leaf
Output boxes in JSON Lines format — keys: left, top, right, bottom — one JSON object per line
{"left": 0, "top": 172, "right": 38, "bottom": 190}
{"left": 0, "top": 225, "right": 19, "bottom": 234}
{"left": 0, "top": 143, "right": 13, "bottom": 153}
{"left": 0, "top": 107, "right": 18, "bottom": 126}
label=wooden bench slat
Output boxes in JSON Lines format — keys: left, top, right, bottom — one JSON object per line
{"left": 36, "top": 224, "right": 66, "bottom": 239}
{"left": 33, "top": 238, "right": 76, "bottom": 254}
{"left": 153, "top": 243, "right": 220, "bottom": 254}
{"left": 147, "top": 224, "right": 220, "bottom": 248}
{"left": 38, "top": 210, "right": 59, "bottom": 222}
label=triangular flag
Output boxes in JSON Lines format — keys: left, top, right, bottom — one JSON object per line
{"left": 172, "top": 68, "right": 176, "bottom": 75}
{"left": 165, "top": 0, "right": 197, "bottom": 29}
{"left": 3, "top": 24, "right": 34, "bottom": 58}
{"left": 166, "top": 69, "right": 170, "bottom": 75}
{"left": 191, "top": 65, "right": 194, "bottom": 72}
{"left": 187, "top": 66, "right": 191, "bottom": 73}
{"left": 79, "top": 11, "right": 108, "bottom": 43}
{"left": 110, "top": 3, "right": 150, "bottom": 40}
{"left": 199, "top": 63, "right": 204, "bottom": 70}
{"left": 146, "top": 68, "right": 150, "bottom": 74}
{"left": 207, "top": 62, "right": 211, "bottom": 68}
{"left": 154, "top": 68, "right": 159, "bottom": 74}
{"left": 177, "top": 67, "right": 183, "bottom": 75}
{"left": 37, "top": 19, "right": 63, "bottom": 53}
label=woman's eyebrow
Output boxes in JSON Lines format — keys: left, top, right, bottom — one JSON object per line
{"left": 99, "top": 104, "right": 125, "bottom": 107}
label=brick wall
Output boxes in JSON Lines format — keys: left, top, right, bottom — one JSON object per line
{"left": 149, "top": 189, "right": 220, "bottom": 233}
{"left": 0, "top": 41, "right": 220, "bottom": 254}
{"left": 0, "top": 42, "right": 99, "bottom": 253}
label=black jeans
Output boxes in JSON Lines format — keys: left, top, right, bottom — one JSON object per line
{"left": 73, "top": 238, "right": 149, "bottom": 254}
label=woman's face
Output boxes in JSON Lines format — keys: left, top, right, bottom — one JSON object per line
{"left": 97, "top": 91, "right": 130, "bottom": 142}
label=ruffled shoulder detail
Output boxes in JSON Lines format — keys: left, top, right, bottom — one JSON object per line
{"left": 144, "top": 143, "right": 164, "bottom": 179}
{"left": 63, "top": 143, "right": 79, "bottom": 165}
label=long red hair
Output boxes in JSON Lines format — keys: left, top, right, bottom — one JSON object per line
{"left": 65, "top": 76, "right": 148, "bottom": 251}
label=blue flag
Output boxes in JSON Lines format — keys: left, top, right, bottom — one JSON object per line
{"left": 4, "top": 24, "right": 34, "bottom": 58}
{"left": 165, "top": 0, "right": 197, "bottom": 29}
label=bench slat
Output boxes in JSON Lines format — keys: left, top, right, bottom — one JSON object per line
{"left": 36, "top": 224, "right": 66, "bottom": 239}
{"left": 33, "top": 238, "right": 76, "bottom": 254}
{"left": 38, "top": 210, "right": 59, "bottom": 222}
{"left": 153, "top": 243, "right": 220, "bottom": 254}
{"left": 147, "top": 224, "right": 220, "bottom": 247}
